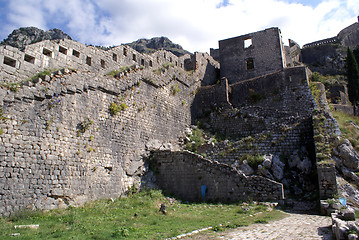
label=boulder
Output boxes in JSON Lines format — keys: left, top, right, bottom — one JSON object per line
{"left": 288, "top": 152, "right": 301, "bottom": 168}
{"left": 337, "top": 140, "right": 359, "bottom": 170}
{"left": 160, "top": 143, "right": 173, "bottom": 150}
{"left": 297, "top": 157, "right": 312, "bottom": 174}
{"left": 341, "top": 207, "right": 356, "bottom": 221}
{"left": 258, "top": 165, "right": 274, "bottom": 180}
{"left": 271, "top": 155, "right": 285, "bottom": 180}
{"left": 239, "top": 160, "right": 254, "bottom": 176}
{"left": 263, "top": 154, "right": 272, "bottom": 168}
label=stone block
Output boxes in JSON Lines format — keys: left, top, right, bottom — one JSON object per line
{"left": 341, "top": 207, "right": 355, "bottom": 221}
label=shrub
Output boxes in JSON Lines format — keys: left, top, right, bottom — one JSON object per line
{"left": 109, "top": 102, "right": 128, "bottom": 116}
{"left": 240, "top": 154, "right": 263, "bottom": 169}
{"left": 78, "top": 118, "right": 93, "bottom": 133}
{"left": 170, "top": 84, "right": 180, "bottom": 96}
{"left": 185, "top": 128, "right": 205, "bottom": 153}
{"left": 29, "top": 69, "right": 54, "bottom": 82}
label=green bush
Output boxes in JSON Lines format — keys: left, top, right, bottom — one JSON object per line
{"left": 109, "top": 102, "right": 128, "bottom": 116}
{"left": 170, "top": 84, "right": 180, "bottom": 96}
{"left": 240, "top": 154, "right": 263, "bottom": 169}
{"left": 78, "top": 118, "right": 93, "bottom": 133}
{"left": 185, "top": 128, "right": 205, "bottom": 153}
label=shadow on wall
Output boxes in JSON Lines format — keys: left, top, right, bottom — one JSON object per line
{"left": 201, "top": 61, "right": 220, "bottom": 86}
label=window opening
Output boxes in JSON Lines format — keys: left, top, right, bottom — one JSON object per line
{"left": 59, "top": 46, "right": 67, "bottom": 55}
{"left": 3, "top": 56, "right": 16, "bottom": 67}
{"left": 141, "top": 59, "right": 145, "bottom": 66}
{"left": 24, "top": 54, "right": 35, "bottom": 64}
{"left": 43, "top": 48, "right": 52, "bottom": 57}
{"left": 149, "top": 60, "right": 153, "bottom": 67}
{"left": 244, "top": 38, "right": 253, "bottom": 48}
{"left": 101, "top": 59, "right": 106, "bottom": 68}
{"left": 113, "top": 53, "right": 117, "bottom": 62}
{"left": 133, "top": 54, "right": 137, "bottom": 62}
{"left": 123, "top": 48, "right": 127, "bottom": 56}
{"left": 246, "top": 59, "right": 254, "bottom": 70}
{"left": 86, "top": 56, "right": 92, "bottom": 66}
{"left": 72, "top": 49, "right": 80, "bottom": 57}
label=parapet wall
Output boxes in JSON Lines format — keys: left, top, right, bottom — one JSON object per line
{"left": 151, "top": 150, "right": 284, "bottom": 202}
{"left": 302, "top": 37, "right": 338, "bottom": 49}
{"left": 0, "top": 39, "right": 191, "bottom": 84}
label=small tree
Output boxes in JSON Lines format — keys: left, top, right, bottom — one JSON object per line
{"left": 353, "top": 45, "right": 359, "bottom": 65}
{"left": 346, "top": 47, "right": 359, "bottom": 115}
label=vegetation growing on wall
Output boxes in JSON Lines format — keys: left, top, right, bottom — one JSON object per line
{"left": 109, "top": 102, "right": 128, "bottom": 116}
{"left": 28, "top": 69, "right": 54, "bottom": 82}
{"left": 312, "top": 110, "right": 336, "bottom": 165}
{"left": 332, "top": 111, "right": 359, "bottom": 152}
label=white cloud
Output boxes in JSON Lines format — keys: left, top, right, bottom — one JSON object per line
{"left": 1, "top": 0, "right": 357, "bottom": 52}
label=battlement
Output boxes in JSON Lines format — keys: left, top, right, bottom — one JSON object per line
{"left": 302, "top": 37, "right": 338, "bottom": 49}
{"left": 0, "top": 38, "right": 191, "bottom": 84}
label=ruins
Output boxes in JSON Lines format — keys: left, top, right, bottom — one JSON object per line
{"left": 0, "top": 24, "right": 351, "bottom": 216}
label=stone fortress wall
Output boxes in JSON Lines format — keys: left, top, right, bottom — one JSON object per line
{"left": 302, "top": 37, "right": 338, "bottom": 49}
{"left": 303, "top": 18, "right": 359, "bottom": 49}
{"left": 0, "top": 36, "right": 225, "bottom": 215}
{"left": 0, "top": 38, "right": 190, "bottom": 84}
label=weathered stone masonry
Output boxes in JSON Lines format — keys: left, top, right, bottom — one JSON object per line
{"left": 0, "top": 46, "right": 218, "bottom": 215}
{"left": 0, "top": 25, "right": 344, "bottom": 215}
{"left": 151, "top": 150, "right": 284, "bottom": 202}
{"left": 0, "top": 38, "right": 189, "bottom": 84}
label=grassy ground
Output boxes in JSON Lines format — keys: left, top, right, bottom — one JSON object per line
{"left": 332, "top": 111, "right": 359, "bottom": 152}
{"left": 0, "top": 189, "right": 285, "bottom": 240}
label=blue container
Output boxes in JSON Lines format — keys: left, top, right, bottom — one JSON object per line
{"left": 339, "top": 198, "right": 346, "bottom": 207}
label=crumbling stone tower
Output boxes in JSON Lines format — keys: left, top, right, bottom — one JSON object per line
{"left": 218, "top": 27, "right": 287, "bottom": 84}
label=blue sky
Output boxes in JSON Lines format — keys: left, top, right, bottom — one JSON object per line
{"left": 0, "top": 0, "right": 357, "bottom": 52}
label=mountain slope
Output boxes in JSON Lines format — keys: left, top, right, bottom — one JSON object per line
{"left": 124, "top": 36, "right": 191, "bottom": 57}
{"left": 1, "top": 27, "right": 72, "bottom": 50}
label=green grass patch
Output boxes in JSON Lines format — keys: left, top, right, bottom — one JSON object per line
{"left": 332, "top": 111, "right": 359, "bottom": 152}
{"left": 0, "top": 190, "right": 285, "bottom": 239}
{"left": 28, "top": 69, "right": 55, "bottom": 82}
{"left": 106, "top": 66, "right": 133, "bottom": 77}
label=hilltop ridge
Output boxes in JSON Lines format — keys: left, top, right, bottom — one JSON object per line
{"left": 1, "top": 27, "right": 191, "bottom": 57}
{"left": 0, "top": 27, "right": 72, "bottom": 50}
{"left": 124, "top": 36, "right": 191, "bottom": 57}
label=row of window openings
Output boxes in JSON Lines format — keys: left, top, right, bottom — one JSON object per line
{"left": 4, "top": 45, "right": 177, "bottom": 68}
{"left": 44, "top": 46, "right": 128, "bottom": 60}
{"left": 4, "top": 54, "right": 179, "bottom": 69}
{"left": 3, "top": 54, "right": 36, "bottom": 67}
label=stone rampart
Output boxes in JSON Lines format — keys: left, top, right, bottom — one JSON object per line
{"left": 151, "top": 150, "right": 284, "bottom": 202}
{"left": 0, "top": 49, "right": 218, "bottom": 216}
{"left": 302, "top": 37, "right": 338, "bottom": 49}
{"left": 0, "top": 39, "right": 191, "bottom": 84}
